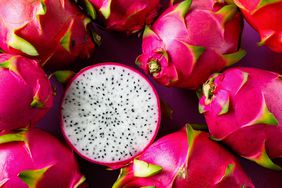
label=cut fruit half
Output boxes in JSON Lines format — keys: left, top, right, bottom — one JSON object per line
{"left": 61, "top": 62, "right": 161, "bottom": 168}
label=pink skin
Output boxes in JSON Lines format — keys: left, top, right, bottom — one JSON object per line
{"left": 234, "top": 0, "right": 282, "bottom": 52}
{"left": 89, "top": 0, "right": 160, "bottom": 34}
{"left": 199, "top": 68, "right": 282, "bottom": 167}
{"left": 113, "top": 127, "right": 254, "bottom": 188}
{"left": 136, "top": 0, "right": 243, "bottom": 89}
{"left": 0, "top": 0, "right": 95, "bottom": 69}
{"left": 0, "top": 54, "right": 53, "bottom": 131}
{"left": 189, "top": 0, "right": 226, "bottom": 10}
{"left": 61, "top": 62, "right": 161, "bottom": 169}
{"left": 0, "top": 128, "right": 85, "bottom": 188}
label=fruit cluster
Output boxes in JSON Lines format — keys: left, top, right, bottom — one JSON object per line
{"left": 0, "top": 0, "right": 281, "bottom": 187}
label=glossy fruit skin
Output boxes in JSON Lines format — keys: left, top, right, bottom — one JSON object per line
{"left": 234, "top": 0, "right": 282, "bottom": 52}
{"left": 136, "top": 0, "right": 245, "bottom": 89}
{"left": 0, "top": 54, "right": 53, "bottom": 131}
{"left": 199, "top": 67, "right": 282, "bottom": 170}
{"left": 113, "top": 126, "right": 254, "bottom": 188}
{"left": 0, "top": 128, "right": 85, "bottom": 188}
{"left": 85, "top": 0, "right": 160, "bottom": 34}
{"left": 0, "top": 0, "right": 95, "bottom": 69}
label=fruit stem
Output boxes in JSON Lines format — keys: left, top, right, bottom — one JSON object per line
{"left": 203, "top": 76, "right": 217, "bottom": 104}
{"left": 148, "top": 60, "right": 161, "bottom": 74}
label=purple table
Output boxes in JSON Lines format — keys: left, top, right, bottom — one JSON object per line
{"left": 38, "top": 15, "right": 282, "bottom": 188}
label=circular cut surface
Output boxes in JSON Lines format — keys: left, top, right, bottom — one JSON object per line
{"left": 61, "top": 63, "right": 160, "bottom": 164}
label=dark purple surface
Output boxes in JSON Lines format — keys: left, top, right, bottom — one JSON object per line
{"left": 38, "top": 16, "right": 282, "bottom": 188}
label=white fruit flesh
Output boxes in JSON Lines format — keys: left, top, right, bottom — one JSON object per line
{"left": 61, "top": 64, "right": 160, "bottom": 164}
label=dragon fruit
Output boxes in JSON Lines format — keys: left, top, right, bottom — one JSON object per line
{"left": 0, "top": 128, "right": 86, "bottom": 188}
{"left": 233, "top": 0, "right": 282, "bottom": 52}
{"left": 61, "top": 62, "right": 160, "bottom": 168}
{"left": 77, "top": 0, "right": 160, "bottom": 34}
{"left": 199, "top": 67, "right": 282, "bottom": 170}
{"left": 0, "top": 54, "right": 53, "bottom": 131}
{"left": 0, "top": 0, "right": 95, "bottom": 69}
{"left": 113, "top": 125, "right": 254, "bottom": 188}
{"left": 136, "top": 0, "right": 245, "bottom": 89}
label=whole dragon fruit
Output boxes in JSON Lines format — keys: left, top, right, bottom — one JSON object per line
{"left": 113, "top": 125, "right": 254, "bottom": 188}
{"left": 233, "top": 0, "right": 282, "bottom": 52}
{"left": 0, "top": 128, "right": 86, "bottom": 188}
{"left": 199, "top": 67, "right": 282, "bottom": 170}
{"left": 0, "top": 54, "right": 53, "bottom": 131}
{"left": 0, "top": 0, "right": 95, "bottom": 69}
{"left": 136, "top": 0, "right": 245, "bottom": 89}
{"left": 77, "top": 0, "right": 160, "bottom": 34}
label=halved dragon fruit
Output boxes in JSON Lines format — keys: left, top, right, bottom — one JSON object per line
{"left": 113, "top": 125, "right": 254, "bottom": 188}
{"left": 0, "top": 128, "right": 86, "bottom": 188}
{"left": 0, "top": 0, "right": 96, "bottom": 69}
{"left": 234, "top": 0, "right": 282, "bottom": 52}
{"left": 199, "top": 67, "right": 282, "bottom": 170}
{"left": 0, "top": 54, "right": 53, "bottom": 131}
{"left": 61, "top": 62, "right": 160, "bottom": 168}
{"left": 77, "top": 0, "right": 160, "bottom": 34}
{"left": 136, "top": 0, "right": 245, "bottom": 89}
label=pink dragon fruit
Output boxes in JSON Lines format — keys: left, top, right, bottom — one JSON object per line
{"left": 113, "top": 125, "right": 254, "bottom": 188}
{"left": 78, "top": 0, "right": 160, "bottom": 34}
{"left": 233, "top": 0, "right": 282, "bottom": 52}
{"left": 199, "top": 67, "right": 282, "bottom": 170}
{"left": 0, "top": 128, "right": 86, "bottom": 188}
{"left": 136, "top": 0, "right": 245, "bottom": 89}
{"left": 0, "top": 0, "right": 96, "bottom": 69}
{"left": 0, "top": 54, "right": 53, "bottom": 131}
